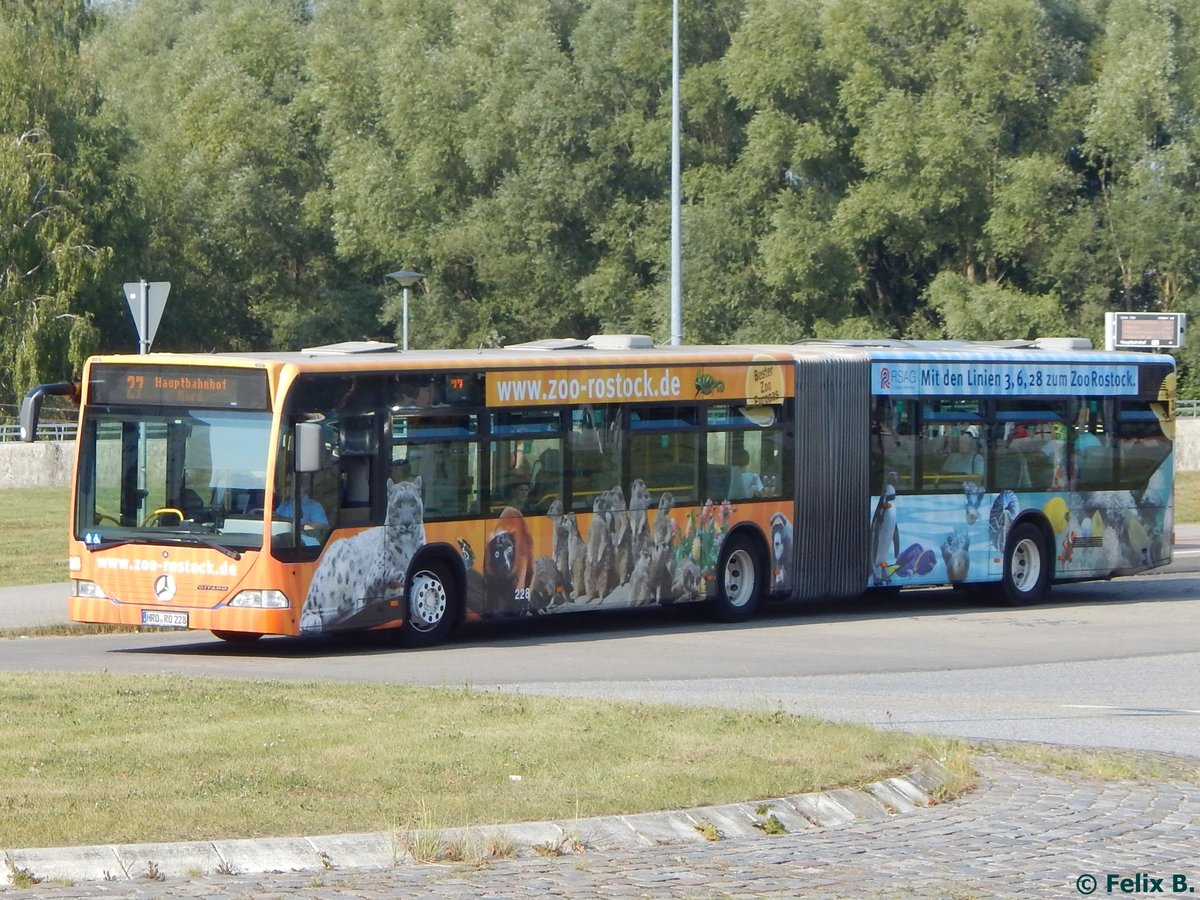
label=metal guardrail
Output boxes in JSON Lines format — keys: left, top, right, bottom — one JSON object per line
{"left": 0, "top": 422, "right": 78, "bottom": 442}
{"left": 1178, "top": 400, "right": 1200, "bottom": 418}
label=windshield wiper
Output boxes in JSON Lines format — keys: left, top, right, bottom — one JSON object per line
{"left": 156, "top": 533, "right": 244, "bottom": 560}
{"left": 86, "top": 533, "right": 243, "bottom": 560}
{"left": 85, "top": 538, "right": 137, "bottom": 552}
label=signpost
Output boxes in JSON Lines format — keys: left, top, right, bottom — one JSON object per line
{"left": 122, "top": 280, "right": 170, "bottom": 519}
{"left": 124, "top": 280, "right": 171, "bottom": 354}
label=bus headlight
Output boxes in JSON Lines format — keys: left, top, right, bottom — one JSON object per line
{"left": 73, "top": 580, "right": 107, "bottom": 600}
{"left": 228, "top": 589, "right": 290, "bottom": 610}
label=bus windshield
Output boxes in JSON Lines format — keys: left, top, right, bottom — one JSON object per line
{"left": 75, "top": 408, "right": 274, "bottom": 551}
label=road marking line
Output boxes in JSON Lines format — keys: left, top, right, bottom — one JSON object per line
{"left": 1062, "top": 704, "right": 1200, "bottom": 715}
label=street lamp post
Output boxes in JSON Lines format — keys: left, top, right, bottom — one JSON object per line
{"left": 670, "top": 0, "right": 682, "bottom": 346}
{"left": 385, "top": 270, "right": 426, "bottom": 351}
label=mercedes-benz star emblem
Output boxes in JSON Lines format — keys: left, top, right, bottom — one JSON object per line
{"left": 153, "top": 574, "right": 176, "bottom": 602}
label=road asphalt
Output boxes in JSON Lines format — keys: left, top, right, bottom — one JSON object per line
{"left": 3, "top": 526, "right": 1199, "bottom": 894}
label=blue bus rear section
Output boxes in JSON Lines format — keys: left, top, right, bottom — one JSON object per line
{"left": 860, "top": 341, "right": 1173, "bottom": 595}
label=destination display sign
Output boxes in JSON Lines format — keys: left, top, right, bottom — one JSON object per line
{"left": 89, "top": 364, "right": 270, "bottom": 409}
{"left": 871, "top": 361, "right": 1142, "bottom": 398}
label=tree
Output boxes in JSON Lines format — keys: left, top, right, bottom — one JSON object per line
{"left": 88, "top": 0, "right": 366, "bottom": 353}
{"left": 0, "top": 0, "right": 122, "bottom": 405}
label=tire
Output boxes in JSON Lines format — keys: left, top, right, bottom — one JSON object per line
{"left": 211, "top": 630, "right": 263, "bottom": 643}
{"left": 708, "top": 535, "right": 764, "bottom": 623}
{"left": 999, "top": 521, "right": 1052, "bottom": 606}
{"left": 400, "top": 561, "right": 457, "bottom": 648}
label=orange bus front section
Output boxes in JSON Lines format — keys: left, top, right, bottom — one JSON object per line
{"left": 68, "top": 539, "right": 303, "bottom": 637}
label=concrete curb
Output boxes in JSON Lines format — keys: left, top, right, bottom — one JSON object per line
{"left": 2, "top": 759, "right": 955, "bottom": 886}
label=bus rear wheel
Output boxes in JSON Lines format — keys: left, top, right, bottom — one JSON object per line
{"left": 400, "top": 562, "right": 457, "bottom": 648}
{"left": 1000, "top": 522, "right": 1051, "bottom": 606}
{"left": 709, "top": 535, "right": 764, "bottom": 623}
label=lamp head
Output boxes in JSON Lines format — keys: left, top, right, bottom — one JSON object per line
{"left": 385, "top": 270, "right": 425, "bottom": 287}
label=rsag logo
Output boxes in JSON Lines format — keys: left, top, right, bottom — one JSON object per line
{"left": 875, "top": 364, "right": 920, "bottom": 394}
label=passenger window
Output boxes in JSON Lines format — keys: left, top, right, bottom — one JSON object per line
{"left": 490, "top": 409, "right": 562, "bottom": 514}
{"left": 630, "top": 406, "right": 698, "bottom": 504}
{"left": 392, "top": 412, "right": 480, "bottom": 519}
{"left": 1116, "top": 401, "right": 1171, "bottom": 490}
{"left": 918, "top": 400, "right": 983, "bottom": 493}
{"left": 871, "top": 398, "right": 915, "bottom": 494}
{"left": 993, "top": 401, "right": 1069, "bottom": 492}
{"left": 568, "top": 405, "right": 621, "bottom": 512}
{"left": 706, "top": 404, "right": 785, "bottom": 501}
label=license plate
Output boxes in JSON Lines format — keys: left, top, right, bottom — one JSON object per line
{"left": 141, "top": 609, "right": 189, "bottom": 628}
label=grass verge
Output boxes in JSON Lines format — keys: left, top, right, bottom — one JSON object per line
{"left": 1177, "top": 469, "right": 1200, "bottom": 524}
{"left": 0, "top": 487, "right": 70, "bottom": 587}
{"left": 990, "top": 742, "right": 1200, "bottom": 783}
{"left": 0, "top": 671, "right": 973, "bottom": 849}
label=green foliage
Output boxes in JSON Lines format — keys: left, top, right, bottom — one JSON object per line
{"left": 927, "top": 271, "right": 1068, "bottom": 341}
{"left": 0, "top": 0, "right": 1198, "bottom": 396}
{"left": 0, "top": 0, "right": 118, "bottom": 403}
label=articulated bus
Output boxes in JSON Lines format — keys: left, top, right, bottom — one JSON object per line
{"left": 21, "top": 335, "right": 1174, "bottom": 647}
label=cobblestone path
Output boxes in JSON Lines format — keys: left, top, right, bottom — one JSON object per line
{"left": 7, "top": 753, "right": 1199, "bottom": 899}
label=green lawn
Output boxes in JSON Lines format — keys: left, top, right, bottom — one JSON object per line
{"left": 0, "top": 672, "right": 973, "bottom": 849}
{"left": 1176, "top": 470, "right": 1200, "bottom": 524}
{"left": 0, "top": 486, "right": 70, "bottom": 586}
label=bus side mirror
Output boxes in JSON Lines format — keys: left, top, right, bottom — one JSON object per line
{"left": 295, "top": 422, "right": 322, "bottom": 473}
{"left": 19, "top": 382, "right": 78, "bottom": 442}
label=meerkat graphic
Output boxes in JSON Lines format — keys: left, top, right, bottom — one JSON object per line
{"left": 585, "top": 492, "right": 616, "bottom": 601}
{"left": 565, "top": 511, "right": 588, "bottom": 601}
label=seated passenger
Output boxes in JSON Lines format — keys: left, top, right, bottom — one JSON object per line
{"left": 506, "top": 478, "right": 532, "bottom": 514}
{"left": 731, "top": 448, "right": 764, "bottom": 500}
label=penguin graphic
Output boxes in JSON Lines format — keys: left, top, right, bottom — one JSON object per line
{"left": 870, "top": 472, "right": 900, "bottom": 585}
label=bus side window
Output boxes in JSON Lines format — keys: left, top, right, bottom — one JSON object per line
{"left": 1072, "top": 401, "right": 1112, "bottom": 490}
{"left": 629, "top": 406, "right": 698, "bottom": 504}
{"left": 871, "top": 398, "right": 914, "bottom": 492}
{"left": 569, "top": 405, "right": 621, "bottom": 512}
{"left": 489, "top": 409, "right": 563, "bottom": 514}
{"left": 993, "top": 401, "right": 1068, "bottom": 492}
{"left": 704, "top": 405, "right": 785, "bottom": 501}
{"left": 1116, "top": 401, "right": 1171, "bottom": 490}
{"left": 391, "top": 411, "right": 481, "bottom": 519}
{"left": 917, "top": 399, "right": 982, "bottom": 492}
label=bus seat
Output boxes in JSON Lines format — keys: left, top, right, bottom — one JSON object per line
{"left": 706, "top": 464, "right": 732, "bottom": 501}
{"left": 1076, "top": 447, "right": 1109, "bottom": 487}
{"left": 1024, "top": 450, "right": 1054, "bottom": 490}
{"left": 993, "top": 447, "right": 1031, "bottom": 489}
{"left": 531, "top": 448, "right": 561, "bottom": 498}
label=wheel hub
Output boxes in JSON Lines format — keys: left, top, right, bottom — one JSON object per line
{"left": 409, "top": 572, "right": 447, "bottom": 631}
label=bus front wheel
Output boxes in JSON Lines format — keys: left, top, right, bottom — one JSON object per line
{"left": 1000, "top": 522, "right": 1051, "bottom": 606}
{"left": 709, "top": 535, "right": 764, "bottom": 623}
{"left": 400, "top": 562, "right": 457, "bottom": 648}
{"left": 211, "top": 630, "right": 263, "bottom": 643}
